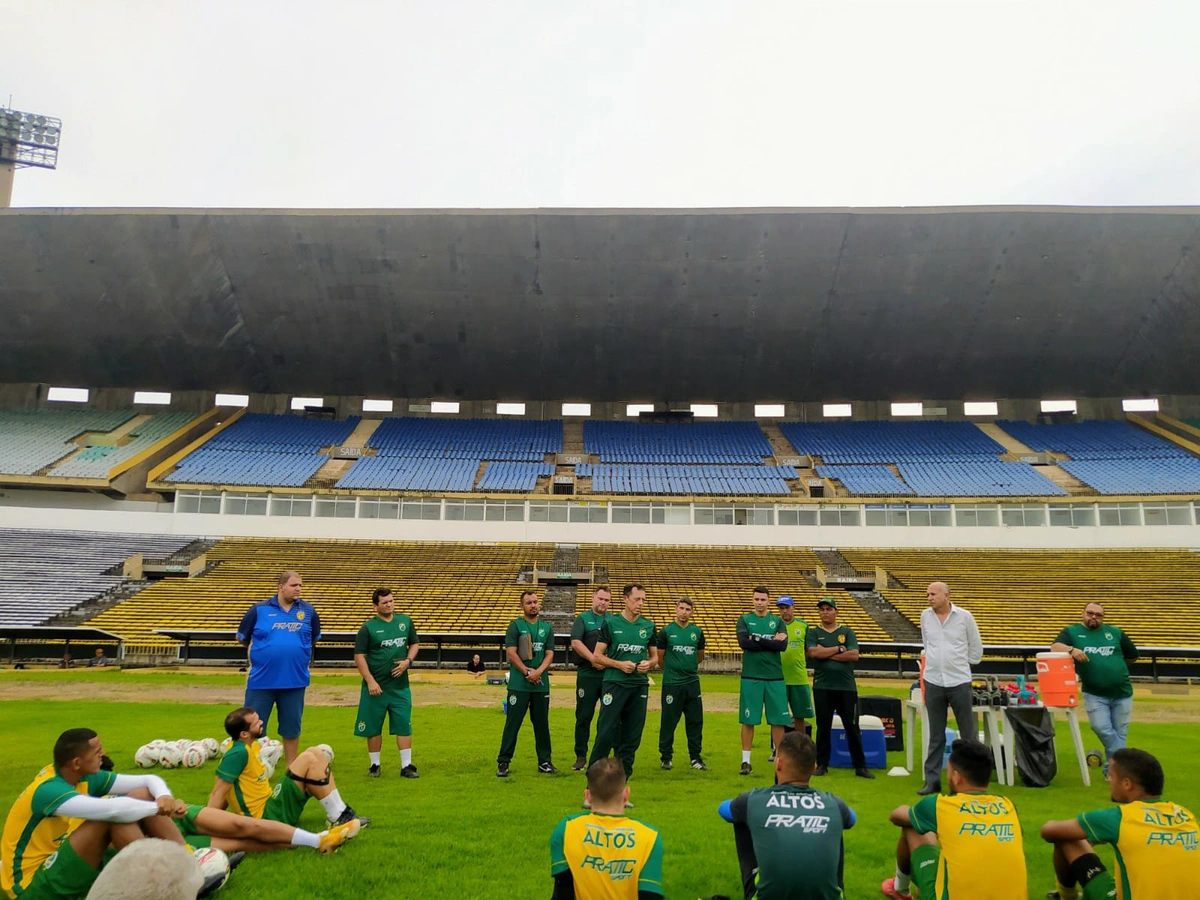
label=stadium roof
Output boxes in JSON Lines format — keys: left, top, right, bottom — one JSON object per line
{"left": 1, "top": 206, "right": 1197, "bottom": 403}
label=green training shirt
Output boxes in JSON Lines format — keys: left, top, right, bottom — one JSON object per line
{"left": 738, "top": 612, "right": 785, "bottom": 680}
{"left": 1055, "top": 623, "right": 1137, "bottom": 699}
{"left": 805, "top": 625, "right": 859, "bottom": 692}
{"left": 505, "top": 616, "right": 555, "bottom": 693}
{"left": 780, "top": 617, "right": 811, "bottom": 687}
{"left": 653, "top": 621, "right": 705, "bottom": 684}
{"left": 354, "top": 613, "right": 418, "bottom": 690}
{"left": 599, "top": 614, "right": 656, "bottom": 685}
{"left": 570, "top": 609, "right": 609, "bottom": 670}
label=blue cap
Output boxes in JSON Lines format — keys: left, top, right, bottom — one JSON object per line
{"left": 776, "top": 595, "right": 795, "bottom": 607}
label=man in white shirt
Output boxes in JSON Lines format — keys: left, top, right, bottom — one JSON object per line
{"left": 918, "top": 582, "right": 983, "bottom": 795}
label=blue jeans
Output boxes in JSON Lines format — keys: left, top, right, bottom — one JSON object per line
{"left": 1082, "top": 692, "right": 1132, "bottom": 762}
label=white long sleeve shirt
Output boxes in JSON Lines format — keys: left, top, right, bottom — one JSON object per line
{"left": 920, "top": 604, "right": 983, "bottom": 688}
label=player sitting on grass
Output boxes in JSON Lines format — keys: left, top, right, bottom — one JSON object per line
{"left": 882, "top": 738, "right": 1027, "bottom": 900}
{"left": 1041, "top": 747, "right": 1199, "bottom": 900}
{"left": 206, "top": 707, "right": 368, "bottom": 832}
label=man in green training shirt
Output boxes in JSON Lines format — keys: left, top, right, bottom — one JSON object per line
{"left": 736, "top": 585, "right": 790, "bottom": 776}
{"left": 590, "top": 583, "right": 658, "bottom": 781}
{"left": 353, "top": 587, "right": 420, "bottom": 779}
{"left": 777, "top": 595, "right": 814, "bottom": 736}
{"left": 1051, "top": 602, "right": 1138, "bottom": 775}
{"left": 497, "top": 590, "right": 556, "bottom": 777}
{"left": 718, "top": 732, "right": 857, "bottom": 900}
{"left": 654, "top": 596, "right": 707, "bottom": 771}
{"left": 570, "top": 585, "right": 612, "bottom": 771}
{"left": 805, "top": 598, "right": 873, "bottom": 779}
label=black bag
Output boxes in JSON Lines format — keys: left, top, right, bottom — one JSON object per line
{"left": 1005, "top": 707, "right": 1058, "bottom": 787}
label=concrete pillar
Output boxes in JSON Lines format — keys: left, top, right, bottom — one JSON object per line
{"left": 0, "top": 159, "right": 14, "bottom": 208}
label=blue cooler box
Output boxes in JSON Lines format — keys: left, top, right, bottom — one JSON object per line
{"left": 830, "top": 714, "right": 887, "bottom": 769}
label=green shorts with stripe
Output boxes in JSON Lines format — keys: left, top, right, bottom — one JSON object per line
{"left": 19, "top": 836, "right": 115, "bottom": 900}
{"left": 785, "top": 684, "right": 815, "bottom": 719}
{"left": 910, "top": 843, "right": 941, "bottom": 899}
{"left": 354, "top": 685, "right": 413, "bottom": 738}
{"left": 175, "top": 804, "right": 213, "bottom": 849}
{"left": 1081, "top": 870, "right": 1117, "bottom": 900}
{"left": 738, "top": 678, "right": 790, "bottom": 726}
{"left": 263, "top": 776, "right": 308, "bottom": 827}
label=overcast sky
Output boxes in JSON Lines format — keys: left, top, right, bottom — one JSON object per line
{"left": 4, "top": 1, "right": 1198, "bottom": 209}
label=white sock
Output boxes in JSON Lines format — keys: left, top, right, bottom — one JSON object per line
{"left": 742, "top": 750, "right": 752, "bottom": 765}
{"left": 368, "top": 752, "right": 381, "bottom": 766}
{"left": 400, "top": 748, "right": 412, "bottom": 768}
{"left": 318, "top": 789, "right": 347, "bottom": 822}
{"left": 894, "top": 867, "right": 911, "bottom": 893}
{"left": 291, "top": 829, "right": 321, "bottom": 849}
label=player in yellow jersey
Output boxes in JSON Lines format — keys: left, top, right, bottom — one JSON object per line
{"left": 881, "top": 738, "right": 1027, "bottom": 900}
{"left": 1041, "top": 747, "right": 1199, "bottom": 900}
{"left": 549, "top": 757, "right": 664, "bottom": 900}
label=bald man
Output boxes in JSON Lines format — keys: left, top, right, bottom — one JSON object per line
{"left": 918, "top": 582, "right": 982, "bottom": 795}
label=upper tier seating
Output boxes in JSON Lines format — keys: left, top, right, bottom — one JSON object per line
{"left": 578, "top": 464, "right": 796, "bottom": 495}
{"left": 816, "top": 465, "right": 914, "bottom": 496}
{"left": 0, "top": 529, "right": 197, "bottom": 626}
{"left": 336, "top": 458, "right": 480, "bottom": 491}
{"left": 0, "top": 409, "right": 136, "bottom": 475}
{"left": 780, "top": 421, "right": 1004, "bottom": 463}
{"left": 476, "top": 462, "right": 556, "bottom": 492}
{"left": 584, "top": 421, "right": 772, "bottom": 464}
{"left": 895, "top": 460, "right": 1066, "bottom": 497}
{"left": 49, "top": 412, "right": 198, "bottom": 478}
{"left": 166, "top": 414, "right": 360, "bottom": 487}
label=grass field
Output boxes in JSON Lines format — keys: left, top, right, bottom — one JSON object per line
{"left": 1, "top": 670, "right": 1196, "bottom": 899}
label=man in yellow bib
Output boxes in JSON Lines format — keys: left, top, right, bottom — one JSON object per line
{"left": 1041, "top": 747, "right": 1199, "bottom": 900}
{"left": 881, "top": 738, "right": 1027, "bottom": 900}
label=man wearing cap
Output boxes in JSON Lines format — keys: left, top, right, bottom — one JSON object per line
{"left": 805, "top": 598, "right": 874, "bottom": 779}
{"left": 776, "top": 595, "right": 814, "bottom": 738}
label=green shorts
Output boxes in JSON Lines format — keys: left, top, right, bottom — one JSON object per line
{"left": 738, "top": 679, "right": 791, "bottom": 726}
{"left": 263, "top": 776, "right": 309, "bottom": 827}
{"left": 19, "top": 835, "right": 109, "bottom": 900}
{"left": 174, "top": 803, "right": 212, "bottom": 849}
{"left": 1081, "top": 869, "right": 1117, "bottom": 900}
{"left": 910, "top": 843, "right": 941, "bottom": 900}
{"left": 354, "top": 685, "right": 412, "bottom": 738}
{"left": 785, "top": 684, "right": 815, "bottom": 719}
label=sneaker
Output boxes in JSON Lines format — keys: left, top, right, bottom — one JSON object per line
{"left": 400, "top": 764, "right": 419, "bottom": 779}
{"left": 582, "top": 798, "right": 591, "bottom": 810}
{"left": 226, "top": 852, "right": 246, "bottom": 872}
{"left": 319, "top": 818, "right": 361, "bottom": 854}
{"left": 691, "top": 758, "right": 709, "bottom": 771}
{"left": 624, "top": 800, "right": 634, "bottom": 809}
{"left": 881, "top": 877, "right": 912, "bottom": 899}
{"left": 367, "top": 764, "right": 381, "bottom": 778}
{"left": 198, "top": 873, "right": 228, "bottom": 899}
{"left": 739, "top": 762, "right": 752, "bottom": 776}
{"left": 813, "top": 765, "right": 829, "bottom": 776}
{"left": 497, "top": 761, "right": 510, "bottom": 778}
{"left": 572, "top": 755, "right": 587, "bottom": 771}
{"left": 768, "top": 752, "right": 776, "bottom": 762}
{"left": 330, "top": 806, "right": 370, "bottom": 829}
{"left": 661, "top": 759, "right": 673, "bottom": 770}
{"left": 855, "top": 768, "right": 876, "bottom": 779}
{"left": 537, "top": 762, "right": 558, "bottom": 774}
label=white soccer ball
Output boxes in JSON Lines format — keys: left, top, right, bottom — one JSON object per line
{"left": 134, "top": 745, "right": 159, "bottom": 768}
{"left": 158, "top": 745, "right": 185, "bottom": 769}
{"left": 219, "top": 737, "right": 233, "bottom": 757}
{"left": 193, "top": 847, "right": 230, "bottom": 890}
{"left": 183, "top": 744, "right": 207, "bottom": 768}
{"left": 174, "top": 739, "right": 192, "bottom": 752}
{"left": 201, "top": 738, "right": 220, "bottom": 758}
{"left": 147, "top": 739, "right": 168, "bottom": 750}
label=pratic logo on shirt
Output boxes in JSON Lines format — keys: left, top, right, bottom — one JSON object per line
{"left": 1081, "top": 644, "right": 1118, "bottom": 657}
{"left": 1145, "top": 831, "right": 1198, "bottom": 849}
{"left": 615, "top": 643, "right": 644, "bottom": 654}
{"left": 530, "top": 642, "right": 545, "bottom": 653}
{"left": 579, "top": 856, "right": 638, "bottom": 880}
{"left": 671, "top": 645, "right": 697, "bottom": 656}
{"left": 764, "top": 814, "right": 832, "bottom": 832}
{"left": 271, "top": 622, "right": 304, "bottom": 632}
{"left": 380, "top": 637, "right": 407, "bottom": 649}
{"left": 957, "top": 822, "right": 1016, "bottom": 842}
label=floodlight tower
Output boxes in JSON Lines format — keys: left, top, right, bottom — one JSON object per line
{"left": 0, "top": 107, "right": 62, "bottom": 208}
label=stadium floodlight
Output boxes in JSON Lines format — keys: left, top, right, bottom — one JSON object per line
{"left": 1122, "top": 398, "right": 1159, "bottom": 413}
{"left": 290, "top": 396, "right": 324, "bottom": 411}
{"left": 133, "top": 391, "right": 171, "bottom": 405}
{"left": 891, "top": 402, "right": 924, "bottom": 417}
{"left": 626, "top": 404, "right": 654, "bottom": 417}
{"left": 47, "top": 386, "right": 89, "bottom": 403}
{"left": 362, "top": 398, "right": 394, "bottom": 413}
{"left": 0, "top": 107, "right": 62, "bottom": 170}
{"left": 690, "top": 404, "right": 719, "bottom": 418}
{"left": 561, "top": 402, "right": 591, "bottom": 417}
{"left": 754, "top": 404, "right": 786, "bottom": 418}
{"left": 1041, "top": 399, "right": 1077, "bottom": 414}
{"left": 822, "top": 403, "right": 852, "bottom": 418}
{"left": 963, "top": 401, "right": 999, "bottom": 416}
{"left": 215, "top": 393, "right": 250, "bottom": 408}
{"left": 431, "top": 401, "right": 460, "bottom": 414}
{"left": 496, "top": 402, "right": 526, "bottom": 416}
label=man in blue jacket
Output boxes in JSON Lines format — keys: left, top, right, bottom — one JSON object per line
{"left": 238, "top": 570, "right": 321, "bottom": 768}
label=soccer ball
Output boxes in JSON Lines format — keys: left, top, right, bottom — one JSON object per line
{"left": 183, "top": 744, "right": 208, "bottom": 768}
{"left": 134, "top": 745, "right": 159, "bottom": 768}
{"left": 201, "top": 738, "right": 220, "bottom": 758}
{"left": 193, "top": 847, "right": 230, "bottom": 890}
{"left": 219, "top": 737, "right": 233, "bottom": 757}
{"left": 158, "top": 745, "right": 185, "bottom": 769}
{"left": 174, "top": 739, "right": 191, "bottom": 752}
{"left": 315, "top": 743, "right": 334, "bottom": 763}
{"left": 147, "top": 739, "right": 168, "bottom": 750}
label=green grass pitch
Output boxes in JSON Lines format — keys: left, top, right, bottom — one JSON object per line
{"left": 1, "top": 673, "right": 1194, "bottom": 899}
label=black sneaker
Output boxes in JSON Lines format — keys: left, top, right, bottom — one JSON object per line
{"left": 197, "top": 872, "right": 227, "bottom": 899}
{"left": 226, "top": 852, "right": 246, "bottom": 872}
{"left": 497, "top": 761, "right": 510, "bottom": 778}
{"left": 691, "top": 758, "right": 709, "bottom": 771}
{"left": 624, "top": 800, "right": 634, "bottom": 809}
{"left": 331, "top": 806, "right": 370, "bottom": 829}
{"left": 582, "top": 798, "right": 591, "bottom": 809}
{"left": 855, "top": 767, "right": 876, "bottom": 779}
{"left": 367, "top": 764, "right": 381, "bottom": 778}
{"left": 572, "top": 755, "right": 587, "bottom": 771}
{"left": 661, "top": 759, "right": 672, "bottom": 770}
{"left": 813, "top": 765, "right": 829, "bottom": 776}
{"left": 401, "top": 764, "right": 419, "bottom": 779}
{"left": 768, "top": 752, "right": 776, "bottom": 762}
{"left": 739, "top": 762, "right": 752, "bottom": 776}
{"left": 537, "top": 762, "right": 558, "bottom": 774}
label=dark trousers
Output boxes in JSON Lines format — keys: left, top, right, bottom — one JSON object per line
{"left": 658, "top": 679, "right": 703, "bottom": 762}
{"left": 923, "top": 681, "right": 976, "bottom": 785}
{"left": 814, "top": 688, "right": 866, "bottom": 768}
{"left": 497, "top": 690, "right": 551, "bottom": 766}
{"left": 589, "top": 682, "right": 648, "bottom": 778}
{"left": 573, "top": 669, "right": 605, "bottom": 758}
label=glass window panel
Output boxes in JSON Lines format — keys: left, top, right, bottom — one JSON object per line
{"left": 1166, "top": 503, "right": 1192, "bottom": 526}
{"left": 589, "top": 505, "right": 607, "bottom": 523}
{"left": 177, "top": 493, "right": 199, "bottom": 514}
{"left": 779, "top": 508, "right": 799, "bottom": 526}
{"left": 796, "top": 507, "right": 818, "bottom": 526}
{"left": 694, "top": 506, "right": 714, "bottom": 525}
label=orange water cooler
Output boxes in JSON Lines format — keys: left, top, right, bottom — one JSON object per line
{"left": 1035, "top": 652, "right": 1079, "bottom": 708}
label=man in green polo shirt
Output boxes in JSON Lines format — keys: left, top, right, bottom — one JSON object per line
{"left": 777, "top": 595, "right": 814, "bottom": 736}
{"left": 736, "top": 585, "right": 790, "bottom": 776}
{"left": 1051, "top": 602, "right": 1138, "bottom": 775}
{"left": 654, "top": 596, "right": 707, "bottom": 771}
{"left": 352, "top": 587, "right": 420, "bottom": 779}
{"left": 589, "top": 583, "right": 658, "bottom": 781}
{"left": 805, "top": 598, "right": 873, "bottom": 779}
{"left": 497, "top": 590, "right": 556, "bottom": 777}
{"left": 569, "top": 585, "right": 612, "bottom": 771}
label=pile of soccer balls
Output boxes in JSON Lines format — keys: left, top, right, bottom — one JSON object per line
{"left": 133, "top": 738, "right": 222, "bottom": 769}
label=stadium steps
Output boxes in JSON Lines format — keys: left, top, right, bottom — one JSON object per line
{"left": 307, "top": 418, "right": 384, "bottom": 485}
{"left": 813, "top": 548, "right": 865, "bottom": 581}
{"left": 473, "top": 460, "right": 489, "bottom": 489}
{"left": 560, "top": 420, "right": 586, "bottom": 456}
{"left": 1034, "top": 463, "right": 1095, "bottom": 495}
{"left": 846, "top": 590, "right": 921, "bottom": 642}
{"left": 760, "top": 422, "right": 801, "bottom": 460}
{"left": 539, "top": 545, "right": 580, "bottom": 634}
{"left": 976, "top": 422, "right": 1036, "bottom": 456}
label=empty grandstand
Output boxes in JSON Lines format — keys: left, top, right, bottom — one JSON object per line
{"left": 0, "top": 409, "right": 137, "bottom": 475}
{"left": 578, "top": 463, "right": 795, "bottom": 495}
{"left": 584, "top": 421, "right": 772, "bottom": 464}
{"left": 48, "top": 412, "right": 198, "bottom": 478}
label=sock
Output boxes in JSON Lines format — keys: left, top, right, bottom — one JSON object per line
{"left": 368, "top": 752, "right": 381, "bottom": 766}
{"left": 291, "top": 829, "right": 321, "bottom": 849}
{"left": 742, "top": 751, "right": 752, "bottom": 765}
{"left": 318, "top": 789, "right": 347, "bottom": 822}
{"left": 400, "top": 749, "right": 412, "bottom": 768}
{"left": 894, "top": 867, "right": 911, "bottom": 893}
{"left": 1055, "top": 883, "right": 1080, "bottom": 900}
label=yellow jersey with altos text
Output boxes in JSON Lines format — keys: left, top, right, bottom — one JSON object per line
{"left": 1078, "top": 799, "right": 1199, "bottom": 899}
{"left": 908, "top": 791, "right": 1027, "bottom": 899}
